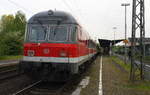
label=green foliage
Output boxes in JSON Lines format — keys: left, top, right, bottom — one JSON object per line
{"left": 0, "top": 55, "right": 22, "bottom": 61}
{"left": 143, "top": 56, "right": 150, "bottom": 62}
{"left": 111, "top": 56, "right": 150, "bottom": 90}
{"left": 123, "top": 81, "right": 150, "bottom": 90}
{"left": 0, "top": 11, "right": 26, "bottom": 56}
{"left": 111, "top": 56, "right": 131, "bottom": 72}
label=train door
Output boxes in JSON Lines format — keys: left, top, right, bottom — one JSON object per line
{"left": 68, "top": 25, "right": 79, "bottom": 74}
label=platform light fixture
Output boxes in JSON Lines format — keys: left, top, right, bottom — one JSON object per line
{"left": 121, "top": 3, "right": 130, "bottom": 64}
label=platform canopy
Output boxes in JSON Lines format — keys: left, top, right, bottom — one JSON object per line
{"left": 98, "top": 39, "right": 123, "bottom": 48}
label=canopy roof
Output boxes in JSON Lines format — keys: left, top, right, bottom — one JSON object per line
{"left": 98, "top": 39, "right": 123, "bottom": 48}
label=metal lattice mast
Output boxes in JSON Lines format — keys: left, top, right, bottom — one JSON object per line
{"left": 130, "top": 0, "right": 145, "bottom": 81}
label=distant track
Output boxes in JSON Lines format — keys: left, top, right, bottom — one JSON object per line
{"left": 0, "top": 68, "right": 17, "bottom": 74}
{"left": 0, "top": 60, "right": 19, "bottom": 67}
{"left": 0, "top": 68, "right": 21, "bottom": 81}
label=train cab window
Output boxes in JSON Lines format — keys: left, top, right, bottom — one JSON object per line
{"left": 70, "top": 27, "right": 77, "bottom": 42}
{"left": 29, "top": 26, "right": 47, "bottom": 41}
{"left": 78, "top": 28, "right": 82, "bottom": 41}
{"left": 49, "top": 26, "right": 68, "bottom": 42}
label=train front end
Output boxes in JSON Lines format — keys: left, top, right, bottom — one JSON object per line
{"left": 20, "top": 10, "right": 79, "bottom": 80}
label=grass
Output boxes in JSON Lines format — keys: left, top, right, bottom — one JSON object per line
{"left": 111, "top": 56, "right": 130, "bottom": 72}
{"left": 143, "top": 56, "right": 150, "bottom": 62}
{"left": 111, "top": 56, "right": 150, "bottom": 90}
{"left": 123, "top": 81, "right": 150, "bottom": 90}
{"left": 0, "top": 55, "right": 22, "bottom": 61}
{"left": 131, "top": 53, "right": 150, "bottom": 63}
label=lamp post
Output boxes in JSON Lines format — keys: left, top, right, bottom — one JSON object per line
{"left": 113, "top": 27, "right": 117, "bottom": 55}
{"left": 121, "top": 3, "right": 130, "bottom": 64}
{"left": 113, "top": 27, "right": 117, "bottom": 46}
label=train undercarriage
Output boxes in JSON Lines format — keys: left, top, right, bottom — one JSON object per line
{"left": 19, "top": 55, "right": 97, "bottom": 82}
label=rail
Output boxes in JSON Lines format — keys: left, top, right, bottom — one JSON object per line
{"left": 0, "top": 68, "right": 20, "bottom": 81}
{"left": 12, "top": 80, "right": 42, "bottom": 95}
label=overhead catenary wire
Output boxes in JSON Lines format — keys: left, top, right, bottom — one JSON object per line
{"left": 69, "top": 0, "right": 86, "bottom": 24}
{"left": 61, "top": 0, "right": 91, "bottom": 38}
{"left": 61, "top": 0, "right": 79, "bottom": 19}
{"left": 7, "top": 0, "right": 33, "bottom": 14}
{"left": 7, "top": 0, "right": 86, "bottom": 27}
{"left": 7, "top": 0, "right": 85, "bottom": 23}
{"left": 69, "top": 0, "right": 85, "bottom": 19}
{"left": 68, "top": 0, "right": 86, "bottom": 21}
{"left": 59, "top": 0, "right": 83, "bottom": 23}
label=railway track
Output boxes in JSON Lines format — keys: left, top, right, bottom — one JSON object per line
{"left": 30, "top": 81, "right": 67, "bottom": 95}
{"left": 0, "top": 57, "right": 97, "bottom": 95}
{"left": 0, "top": 68, "right": 18, "bottom": 74}
{"left": 11, "top": 74, "right": 82, "bottom": 95}
{"left": 0, "top": 68, "right": 21, "bottom": 81}
{"left": 10, "top": 59, "right": 97, "bottom": 95}
{"left": 11, "top": 80, "right": 67, "bottom": 95}
{"left": 12, "top": 80, "right": 42, "bottom": 95}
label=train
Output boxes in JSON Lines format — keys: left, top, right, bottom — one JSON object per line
{"left": 20, "top": 10, "right": 97, "bottom": 81}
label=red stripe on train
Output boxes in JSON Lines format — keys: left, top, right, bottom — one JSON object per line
{"left": 24, "top": 43, "right": 96, "bottom": 58}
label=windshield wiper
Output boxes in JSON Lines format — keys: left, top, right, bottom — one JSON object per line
{"left": 53, "top": 20, "right": 61, "bottom": 36}
{"left": 36, "top": 19, "right": 47, "bottom": 40}
{"left": 36, "top": 19, "right": 47, "bottom": 32}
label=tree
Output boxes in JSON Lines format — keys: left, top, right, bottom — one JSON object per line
{"left": 0, "top": 15, "right": 15, "bottom": 33}
{"left": 0, "top": 11, "right": 26, "bottom": 56}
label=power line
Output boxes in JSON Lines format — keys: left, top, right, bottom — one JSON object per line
{"left": 7, "top": 0, "right": 86, "bottom": 26}
{"left": 70, "top": 0, "right": 85, "bottom": 18}
{"left": 70, "top": 0, "right": 83, "bottom": 16}
{"left": 67, "top": 0, "right": 87, "bottom": 26}
{"left": 59, "top": 0, "right": 82, "bottom": 21}
{"left": 62, "top": 0, "right": 75, "bottom": 13}
{"left": 7, "top": 0, "right": 33, "bottom": 14}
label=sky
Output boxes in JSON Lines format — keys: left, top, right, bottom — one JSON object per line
{"left": 0, "top": 0, "right": 150, "bottom": 40}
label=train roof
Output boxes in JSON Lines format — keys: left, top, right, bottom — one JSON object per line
{"left": 28, "top": 10, "right": 79, "bottom": 25}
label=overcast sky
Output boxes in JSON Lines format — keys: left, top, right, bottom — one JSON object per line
{"left": 0, "top": 0, "right": 150, "bottom": 40}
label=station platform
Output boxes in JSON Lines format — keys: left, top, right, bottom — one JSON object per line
{"left": 75, "top": 56, "right": 150, "bottom": 95}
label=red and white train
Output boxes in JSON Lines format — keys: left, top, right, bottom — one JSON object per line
{"left": 20, "top": 10, "right": 97, "bottom": 79}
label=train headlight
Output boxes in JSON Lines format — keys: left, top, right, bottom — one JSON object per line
{"left": 27, "top": 50, "right": 35, "bottom": 56}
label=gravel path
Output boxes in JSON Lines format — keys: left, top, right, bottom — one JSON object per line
{"left": 80, "top": 56, "right": 100, "bottom": 95}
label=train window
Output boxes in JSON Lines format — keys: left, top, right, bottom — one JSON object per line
{"left": 70, "top": 27, "right": 77, "bottom": 42}
{"left": 78, "top": 28, "right": 82, "bottom": 41}
{"left": 24, "top": 25, "right": 29, "bottom": 42}
{"left": 49, "top": 26, "right": 68, "bottom": 42}
{"left": 29, "top": 26, "right": 47, "bottom": 41}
